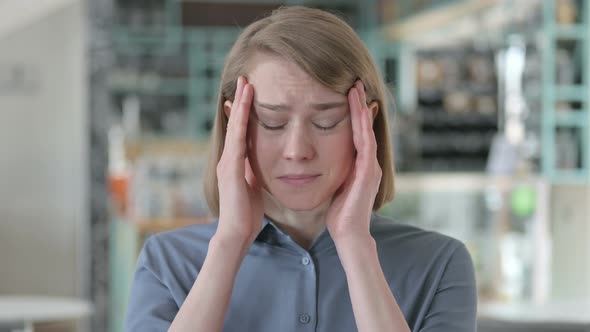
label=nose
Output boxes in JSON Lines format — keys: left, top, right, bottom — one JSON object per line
{"left": 282, "top": 123, "right": 315, "bottom": 161}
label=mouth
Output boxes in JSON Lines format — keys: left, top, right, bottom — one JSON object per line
{"left": 278, "top": 174, "right": 321, "bottom": 186}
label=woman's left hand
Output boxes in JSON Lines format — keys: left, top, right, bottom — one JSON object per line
{"left": 325, "top": 80, "right": 382, "bottom": 242}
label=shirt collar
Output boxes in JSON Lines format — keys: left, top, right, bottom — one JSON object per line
{"left": 254, "top": 216, "right": 283, "bottom": 246}
{"left": 254, "top": 213, "right": 378, "bottom": 254}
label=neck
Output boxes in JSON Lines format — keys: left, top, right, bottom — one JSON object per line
{"left": 262, "top": 192, "right": 329, "bottom": 250}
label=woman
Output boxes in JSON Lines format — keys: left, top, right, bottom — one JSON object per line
{"left": 126, "top": 6, "right": 477, "bottom": 332}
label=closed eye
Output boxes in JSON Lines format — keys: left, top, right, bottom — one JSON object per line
{"left": 257, "top": 118, "right": 345, "bottom": 131}
{"left": 314, "top": 123, "right": 338, "bottom": 131}
{"left": 258, "top": 120, "right": 285, "bottom": 131}
{"left": 315, "top": 117, "right": 346, "bottom": 131}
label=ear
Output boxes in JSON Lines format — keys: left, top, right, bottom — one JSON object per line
{"left": 368, "top": 101, "right": 379, "bottom": 122}
{"left": 224, "top": 100, "right": 233, "bottom": 118}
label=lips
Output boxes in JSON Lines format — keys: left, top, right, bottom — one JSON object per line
{"left": 279, "top": 174, "right": 320, "bottom": 180}
{"left": 278, "top": 174, "right": 321, "bottom": 186}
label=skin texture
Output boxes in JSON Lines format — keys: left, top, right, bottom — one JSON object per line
{"left": 169, "top": 55, "right": 410, "bottom": 332}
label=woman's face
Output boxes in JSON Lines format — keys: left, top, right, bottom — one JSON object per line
{"left": 241, "top": 53, "right": 355, "bottom": 211}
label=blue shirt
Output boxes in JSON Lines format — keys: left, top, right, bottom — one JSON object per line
{"left": 126, "top": 213, "right": 477, "bottom": 331}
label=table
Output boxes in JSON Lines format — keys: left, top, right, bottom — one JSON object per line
{"left": 0, "top": 296, "right": 93, "bottom": 332}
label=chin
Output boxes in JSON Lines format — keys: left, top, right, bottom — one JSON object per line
{"left": 269, "top": 189, "right": 331, "bottom": 212}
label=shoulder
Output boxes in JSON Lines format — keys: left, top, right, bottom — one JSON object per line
{"left": 370, "top": 213, "right": 471, "bottom": 271}
{"left": 370, "top": 216, "right": 477, "bottom": 329}
{"left": 370, "top": 213, "right": 464, "bottom": 251}
{"left": 138, "top": 220, "right": 220, "bottom": 272}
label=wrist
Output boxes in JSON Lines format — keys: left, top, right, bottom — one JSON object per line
{"left": 334, "top": 232, "right": 377, "bottom": 269}
{"left": 215, "top": 216, "right": 260, "bottom": 244}
{"left": 210, "top": 232, "right": 253, "bottom": 256}
{"left": 333, "top": 229, "right": 373, "bottom": 247}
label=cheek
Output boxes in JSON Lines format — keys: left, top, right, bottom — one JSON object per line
{"left": 333, "top": 125, "right": 355, "bottom": 152}
{"left": 248, "top": 123, "right": 276, "bottom": 154}
{"left": 246, "top": 123, "right": 275, "bottom": 179}
{"left": 338, "top": 145, "right": 355, "bottom": 167}
{"left": 319, "top": 130, "right": 355, "bottom": 165}
{"left": 338, "top": 130, "right": 355, "bottom": 168}
{"left": 246, "top": 121, "right": 256, "bottom": 152}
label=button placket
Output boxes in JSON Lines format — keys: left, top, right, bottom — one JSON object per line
{"left": 297, "top": 253, "right": 315, "bottom": 328}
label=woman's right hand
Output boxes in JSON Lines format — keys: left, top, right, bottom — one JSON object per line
{"left": 215, "top": 76, "right": 264, "bottom": 245}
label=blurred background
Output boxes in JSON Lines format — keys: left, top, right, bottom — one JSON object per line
{"left": 1, "top": 0, "right": 589, "bottom": 331}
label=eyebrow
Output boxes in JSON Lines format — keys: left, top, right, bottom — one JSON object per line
{"left": 254, "top": 101, "right": 347, "bottom": 112}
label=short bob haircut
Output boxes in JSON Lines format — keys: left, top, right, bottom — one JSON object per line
{"left": 204, "top": 6, "right": 396, "bottom": 217}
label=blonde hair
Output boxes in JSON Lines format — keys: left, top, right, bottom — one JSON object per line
{"left": 204, "top": 6, "right": 396, "bottom": 217}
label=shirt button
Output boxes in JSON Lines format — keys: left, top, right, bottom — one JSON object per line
{"left": 299, "top": 314, "right": 311, "bottom": 324}
{"left": 301, "top": 257, "right": 311, "bottom": 265}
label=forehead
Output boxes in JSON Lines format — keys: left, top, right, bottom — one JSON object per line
{"left": 247, "top": 53, "right": 344, "bottom": 103}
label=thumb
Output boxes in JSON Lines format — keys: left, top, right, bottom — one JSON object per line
{"left": 244, "top": 157, "right": 259, "bottom": 189}
{"left": 335, "top": 162, "right": 355, "bottom": 196}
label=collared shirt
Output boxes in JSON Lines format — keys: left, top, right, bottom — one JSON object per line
{"left": 126, "top": 213, "right": 477, "bottom": 332}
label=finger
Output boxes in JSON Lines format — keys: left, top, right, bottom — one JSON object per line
{"left": 245, "top": 157, "right": 258, "bottom": 189}
{"left": 334, "top": 161, "right": 355, "bottom": 197}
{"left": 355, "top": 80, "right": 367, "bottom": 107}
{"left": 234, "top": 76, "right": 245, "bottom": 106}
{"left": 220, "top": 79, "right": 252, "bottom": 183}
{"left": 350, "top": 82, "right": 375, "bottom": 161}
{"left": 360, "top": 101, "right": 373, "bottom": 150}
{"left": 227, "top": 83, "right": 253, "bottom": 160}
{"left": 360, "top": 100, "right": 378, "bottom": 160}
{"left": 368, "top": 108, "right": 378, "bottom": 149}
{"left": 356, "top": 80, "right": 376, "bottom": 130}
{"left": 226, "top": 77, "right": 245, "bottom": 133}
{"left": 356, "top": 80, "right": 375, "bottom": 131}
{"left": 355, "top": 80, "right": 368, "bottom": 146}
{"left": 226, "top": 77, "right": 249, "bottom": 151}
{"left": 361, "top": 83, "right": 378, "bottom": 151}
{"left": 354, "top": 80, "right": 377, "bottom": 155}
{"left": 343, "top": 161, "right": 356, "bottom": 189}
{"left": 348, "top": 85, "right": 363, "bottom": 150}
{"left": 219, "top": 78, "right": 245, "bottom": 178}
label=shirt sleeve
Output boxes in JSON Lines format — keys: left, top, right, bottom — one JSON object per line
{"left": 125, "top": 236, "right": 178, "bottom": 332}
{"left": 419, "top": 242, "right": 478, "bottom": 332}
